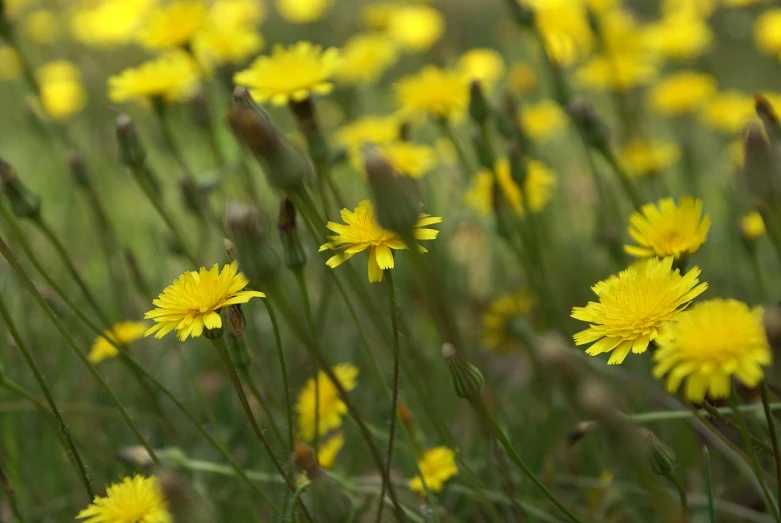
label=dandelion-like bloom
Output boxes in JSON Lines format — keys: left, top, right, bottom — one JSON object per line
{"left": 36, "top": 61, "right": 87, "bottom": 121}
{"left": 193, "top": 24, "right": 264, "bottom": 68}
{"left": 318, "top": 432, "right": 345, "bottom": 469}
{"left": 210, "top": 0, "right": 266, "bottom": 26}
{"left": 653, "top": 299, "right": 771, "bottom": 401}
{"left": 625, "top": 197, "right": 710, "bottom": 259}
{"left": 572, "top": 257, "right": 708, "bottom": 365}
{"left": 409, "top": 446, "right": 458, "bottom": 495}
{"left": 89, "top": 321, "right": 148, "bottom": 364}
{"left": 530, "top": 0, "right": 595, "bottom": 66}
{"left": 23, "top": 9, "right": 61, "bottom": 44}
{"left": 319, "top": 200, "right": 442, "bottom": 283}
{"left": 618, "top": 139, "right": 681, "bottom": 178}
{"left": 335, "top": 114, "right": 400, "bottom": 151}
{"left": 465, "top": 157, "right": 557, "bottom": 217}
{"left": 144, "top": 261, "right": 265, "bottom": 341}
{"left": 519, "top": 100, "right": 566, "bottom": 141}
{"left": 234, "top": 42, "right": 341, "bottom": 106}
{"left": 482, "top": 291, "right": 534, "bottom": 352}
{"left": 387, "top": 5, "right": 444, "bottom": 53}
{"left": 643, "top": 12, "right": 712, "bottom": 59}
{"left": 351, "top": 141, "right": 436, "bottom": 178}
{"left": 108, "top": 51, "right": 199, "bottom": 104}
{"left": 76, "top": 474, "right": 171, "bottom": 523}
{"left": 701, "top": 91, "right": 755, "bottom": 133}
{"left": 138, "top": 0, "right": 208, "bottom": 50}
{"left": 296, "top": 363, "right": 358, "bottom": 440}
{"left": 70, "top": 0, "right": 155, "bottom": 48}
{"left": 649, "top": 71, "right": 717, "bottom": 116}
{"left": 394, "top": 66, "right": 469, "bottom": 121}
{"left": 754, "top": 8, "right": 781, "bottom": 56}
{"left": 336, "top": 33, "right": 398, "bottom": 86}
{"left": 576, "top": 53, "right": 658, "bottom": 92}
{"left": 277, "top": 0, "right": 333, "bottom": 23}
{"left": 741, "top": 211, "right": 766, "bottom": 240}
{"left": 458, "top": 48, "right": 505, "bottom": 90}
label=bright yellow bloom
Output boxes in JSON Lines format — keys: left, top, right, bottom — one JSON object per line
{"left": 193, "top": 24, "right": 264, "bottom": 68}
{"left": 296, "top": 363, "right": 359, "bottom": 440}
{"left": 108, "top": 52, "right": 199, "bottom": 104}
{"left": 409, "top": 446, "right": 458, "bottom": 495}
{"left": 211, "top": 0, "right": 266, "bottom": 26}
{"left": 70, "top": 0, "right": 155, "bottom": 48}
{"left": 577, "top": 53, "right": 658, "bottom": 92}
{"left": 37, "top": 61, "right": 86, "bottom": 121}
{"left": 335, "top": 115, "right": 400, "bottom": 151}
{"left": 663, "top": 0, "right": 715, "bottom": 16}
{"left": 89, "top": 321, "right": 148, "bottom": 364}
{"left": 234, "top": 42, "right": 341, "bottom": 106}
{"left": 701, "top": 91, "right": 755, "bottom": 133}
{"left": 625, "top": 197, "right": 710, "bottom": 259}
{"left": 465, "top": 157, "right": 557, "bottom": 216}
{"left": 529, "top": 0, "right": 595, "bottom": 66}
{"left": 653, "top": 299, "right": 771, "bottom": 401}
{"left": 394, "top": 66, "right": 469, "bottom": 121}
{"left": 23, "top": 9, "right": 61, "bottom": 44}
{"left": 0, "top": 47, "right": 21, "bottom": 81}
{"left": 76, "top": 475, "right": 171, "bottom": 523}
{"left": 336, "top": 33, "right": 398, "bottom": 86}
{"left": 649, "top": 71, "right": 717, "bottom": 115}
{"left": 319, "top": 200, "right": 442, "bottom": 283}
{"left": 277, "top": 0, "right": 333, "bottom": 23}
{"left": 138, "top": 0, "right": 208, "bottom": 50}
{"left": 741, "top": 211, "right": 766, "bottom": 240}
{"left": 572, "top": 257, "right": 708, "bottom": 365}
{"left": 618, "top": 139, "right": 681, "bottom": 177}
{"left": 643, "top": 13, "right": 712, "bottom": 59}
{"left": 481, "top": 291, "right": 534, "bottom": 351}
{"left": 507, "top": 62, "right": 536, "bottom": 95}
{"left": 458, "top": 48, "right": 505, "bottom": 90}
{"left": 144, "top": 262, "right": 265, "bottom": 341}
{"left": 754, "top": 8, "right": 781, "bottom": 56}
{"left": 519, "top": 100, "right": 566, "bottom": 141}
{"left": 351, "top": 141, "right": 436, "bottom": 178}
{"left": 387, "top": 5, "right": 444, "bottom": 53}
{"left": 318, "top": 432, "right": 345, "bottom": 469}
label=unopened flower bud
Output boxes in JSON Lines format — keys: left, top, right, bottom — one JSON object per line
{"left": 399, "top": 121, "right": 411, "bottom": 142}
{"left": 0, "top": 159, "right": 41, "bottom": 220}
{"left": 507, "top": 144, "right": 527, "bottom": 188}
{"left": 67, "top": 150, "right": 90, "bottom": 188}
{"left": 225, "top": 200, "right": 281, "bottom": 283}
{"left": 398, "top": 401, "right": 414, "bottom": 426}
{"left": 472, "top": 128, "right": 494, "bottom": 170}
{"left": 443, "top": 343, "right": 484, "bottom": 404}
{"left": 116, "top": 114, "right": 147, "bottom": 169}
{"left": 643, "top": 429, "right": 676, "bottom": 477}
{"left": 567, "top": 98, "right": 610, "bottom": 152}
{"left": 756, "top": 94, "right": 781, "bottom": 141}
{"left": 179, "top": 176, "right": 202, "bottom": 215}
{"left": 742, "top": 122, "right": 777, "bottom": 202}
{"left": 293, "top": 441, "right": 320, "bottom": 480}
{"left": 278, "top": 198, "right": 308, "bottom": 271}
{"left": 496, "top": 92, "right": 520, "bottom": 139}
{"left": 364, "top": 146, "right": 423, "bottom": 238}
{"left": 469, "top": 80, "right": 490, "bottom": 126}
{"left": 228, "top": 305, "right": 246, "bottom": 336}
{"left": 224, "top": 238, "right": 236, "bottom": 261}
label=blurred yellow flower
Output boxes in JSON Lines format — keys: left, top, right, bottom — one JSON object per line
{"left": 653, "top": 299, "right": 771, "bottom": 401}
{"left": 277, "top": 0, "right": 333, "bottom": 23}
{"left": 351, "top": 141, "right": 436, "bottom": 178}
{"left": 649, "top": 71, "right": 717, "bottom": 115}
{"left": 519, "top": 100, "right": 566, "bottom": 141}
{"left": 77, "top": 475, "right": 171, "bottom": 523}
{"left": 754, "top": 8, "right": 781, "bottom": 56}
{"left": 618, "top": 139, "right": 681, "bottom": 177}
{"left": 409, "top": 446, "right": 458, "bottom": 495}
{"left": 89, "top": 321, "right": 148, "bottom": 364}
{"left": 387, "top": 5, "right": 444, "bottom": 53}
{"left": 394, "top": 66, "right": 468, "bottom": 121}
{"left": 108, "top": 51, "right": 199, "bottom": 104}
{"left": 507, "top": 62, "right": 536, "bottom": 95}
{"left": 335, "top": 114, "right": 400, "bottom": 151}
{"left": 465, "top": 157, "right": 557, "bottom": 216}
{"left": 529, "top": 0, "right": 594, "bottom": 66}
{"left": 458, "top": 48, "right": 505, "bottom": 90}
{"left": 643, "top": 13, "right": 712, "bottom": 60}
{"left": 572, "top": 257, "right": 708, "bottom": 365}
{"left": 0, "top": 47, "right": 21, "bottom": 81}
{"left": 577, "top": 53, "right": 657, "bottom": 92}
{"left": 211, "top": 0, "right": 266, "bottom": 26}
{"left": 663, "top": 0, "right": 715, "bottom": 16}
{"left": 23, "top": 9, "right": 61, "bottom": 44}
{"left": 481, "top": 291, "right": 534, "bottom": 351}
{"left": 625, "top": 197, "right": 710, "bottom": 259}
{"left": 319, "top": 200, "right": 441, "bottom": 283}
{"left": 138, "top": 0, "right": 208, "bottom": 50}
{"left": 318, "top": 432, "right": 345, "bottom": 469}
{"left": 193, "top": 24, "right": 264, "bottom": 68}
{"left": 37, "top": 61, "right": 86, "bottom": 121}
{"left": 70, "top": 0, "right": 154, "bottom": 47}
{"left": 701, "top": 91, "right": 755, "bottom": 133}
{"left": 361, "top": 2, "right": 396, "bottom": 31}
{"left": 3, "top": 0, "right": 35, "bottom": 19}
{"left": 336, "top": 33, "right": 398, "bottom": 86}
{"left": 296, "top": 363, "right": 359, "bottom": 440}
{"left": 741, "top": 211, "right": 766, "bottom": 240}
{"left": 234, "top": 42, "right": 341, "bottom": 106}
{"left": 723, "top": 0, "right": 767, "bottom": 6}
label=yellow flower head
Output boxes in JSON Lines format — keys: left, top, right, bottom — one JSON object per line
{"left": 37, "top": 61, "right": 86, "bottom": 121}
{"left": 335, "top": 114, "right": 400, "bottom": 151}
{"left": 23, "top": 9, "right": 61, "bottom": 44}
{"left": 458, "top": 48, "right": 505, "bottom": 91}
{"left": 465, "top": 157, "right": 557, "bottom": 216}
{"left": 576, "top": 52, "right": 658, "bottom": 92}
{"left": 76, "top": 474, "right": 171, "bottom": 523}
{"left": 211, "top": 0, "right": 266, "bottom": 27}
{"left": 481, "top": 291, "right": 534, "bottom": 352}
{"left": 144, "top": 261, "right": 265, "bottom": 341}
{"left": 0, "top": 47, "right": 21, "bottom": 81}
{"left": 649, "top": 71, "right": 717, "bottom": 115}
{"left": 643, "top": 12, "right": 712, "bottom": 59}
{"left": 507, "top": 62, "right": 536, "bottom": 95}
{"left": 361, "top": 2, "right": 396, "bottom": 31}
{"left": 387, "top": 5, "right": 444, "bottom": 53}
{"left": 193, "top": 24, "right": 264, "bottom": 68}
{"left": 70, "top": 0, "right": 155, "bottom": 48}
{"left": 138, "top": 0, "right": 208, "bottom": 50}
{"left": 296, "top": 363, "right": 358, "bottom": 440}
{"left": 108, "top": 51, "right": 199, "bottom": 104}
{"left": 351, "top": 141, "right": 436, "bottom": 179}
{"left": 519, "top": 100, "right": 566, "bottom": 141}
{"left": 318, "top": 432, "right": 345, "bottom": 469}
{"left": 530, "top": 0, "right": 595, "bottom": 66}
{"left": 701, "top": 91, "right": 755, "bottom": 133}
{"left": 319, "top": 200, "right": 442, "bottom": 283}
{"left": 653, "top": 299, "right": 771, "bottom": 401}
{"left": 618, "top": 139, "right": 681, "bottom": 177}
{"left": 277, "top": 0, "right": 333, "bottom": 24}
{"left": 625, "top": 197, "right": 710, "bottom": 259}
{"left": 741, "top": 211, "right": 766, "bottom": 240}
{"left": 336, "top": 33, "right": 398, "bottom": 86}
{"left": 755, "top": 8, "right": 781, "bottom": 55}
{"left": 572, "top": 257, "right": 708, "bottom": 365}
{"left": 409, "top": 446, "right": 458, "bottom": 495}
{"left": 89, "top": 321, "right": 149, "bottom": 364}
{"left": 234, "top": 42, "right": 341, "bottom": 106}
{"left": 394, "top": 66, "right": 469, "bottom": 121}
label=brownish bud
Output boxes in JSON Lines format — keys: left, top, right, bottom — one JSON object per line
{"left": 566, "top": 98, "right": 610, "bottom": 151}
{"left": 116, "top": 114, "right": 147, "bottom": 168}
{"left": 67, "top": 150, "right": 90, "bottom": 187}
{"left": 277, "top": 198, "right": 307, "bottom": 270}
{"left": 117, "top": 445, "right": 155, "bottom": 467}
{"left": 223, "top": 238, "right": 236, "bottom": 261}
{"left": 0, "top": 159, "right": 41, "bottom": 220}
{"left": 293, "top": 441, "right": 320, "bottom": 479}
{"left": 228, "top": 305, "right": 246, "bottom": 336}
{"left": 567, "top": 421, "right": 595, "bottom": 446}
{"left": 742, "top": 122, "right": 778, "bottom": 202}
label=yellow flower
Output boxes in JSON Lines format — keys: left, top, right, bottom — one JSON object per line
{"left": 277, "top": 0, "right": 333, "bottom": 23}
{"left": 754, "top": 8, "right": 781, "bottom": 56}
{"left": 481, "top": 291, "right": 534, "bottom": 351}
{"left": 618, "top": 139, "right": 681, "bottom": 177}
{"left": 576, "top": 53, "right": 658, "bottom": 91}
{"left": 643, "top": 12, "right": 712, "bottom": 59}
{"left": 519, "top": 100, "right": 566, "bottom": 141}
{"left": 70, "top": 0, "right": 155, "bottom": 48}
{"left": 625, "top": 197, "right": 710, "bottom": 259}
{"left": 3, "top": 0, "right": 35, "bottom": 19}
{"left": 296, "top": 363, "right": 359, "bottom": 440}
{"left": 37, "top": 61, "right": 86, "bottom": 121}
{"left": 193, "top": 24, "right": 264, "bottom": 68}
{"left": 210, "top": 0, "right": 266, "bottom": 27}
{"left": 649, "top": 71, "right": 717, "bottom": 115}
{"left": 144, "top": 261, "right": 265, "bottom": 341}
{"left": 351, "top": 141, "right": 436, "bottom": 178}
{"left": 529, "top": 0, "right": 595, "bottom": 66}
{"left": 0, "top": 47, "right": 21, "bottom": 81}
{"left": 572, "top": 257, "right": 708, "bottom": 365}
{"left": 741, "top": 211, "right": 766, "bottom": 240}
{"left": 387, "top": 5, "right": 444, "bottom": 53}
{"left": 336, "top": 33, "right": 398, "bottom": 86}
{"left": 465, "top": 157, "right": 557, "bottom": 216}
{"left": 653, "top": 299, "right": 771, "bottom": 401}
{"left": 23, "top": 9, "right": 61, "bottom": 44}
{"left": 318, "top": 432, "right": 345, "bottom": 469}
{"left": 319, "top": 200, "right": 442, "bottom": 283}
{"left": 89, "top": 321, "right": 149, "bottom": 364}
{"left": 507, "top": 62, "right": 536, "bottom": 95}
{"left": 701, "top": 91, "right": 755, "bottom": 133}
{"left": 108, "top": 51, "right": 199, "bottom": 104}
{"left": 458, "top": 48, "right": 505, "bottom": 90}
{"left": 409, "top": 446, "right": 458, "bottom": 495}
{"left": 394, "top": 66, "right": 469, "bottom": 121}
{"left": 335, "top": 114, "right": 400, "bottom": 151}
{"left": 361, "top": 2, "right": 396, "bottom": 31}
{"left": 723, "top": 0, "right": 768, "bottom": 6}
{"left": 138, "top": 0, "right": 208, "bottom": 50}
{"left": 76, "top": 475, "right": 171, "bottom": 523}
{"left": 234, "top": 42, "right": 341, "bottom": 106}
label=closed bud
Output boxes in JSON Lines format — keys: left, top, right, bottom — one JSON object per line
{"left": 742, "top": 122, "right": 777, "bottom": 202}
{"left": 756, "top": 94, "right": 781, "bottom": 141}
{"left": 507, "top": 144, "right": 527, "bottom": 188}
{"left": 0, "top": 159, "right": 41, "bottom": 220}
{"left": 496, "top": 92, "right": 520, "bottom": 140}
{"left": 179, "top": 176, "right": 203, "bottom": 215}
{"left": 472, "top": 128, "right": 494, "bottom": 170}
{"left": 293, "top": 441, "right": 320, "bottom": 480}
{"left": 278, "top": 198, "right": 308, "bottom": 270}
{"left": 398, "top": 401, "right": 414, "bottom": 426}
{"left": 567, "top": 421, "right": 595, "bottom": 446}
{"left": 566, "top": 98, "right": 610, "bottom": 152}
{"left": 116, "top": 114, "right": 147, "bottom": 169}
{"left": 223, "top": 238, "right": 236, "bottom": 261}
{"left": 399, "top": 121, "right": 411, "bottom": 142}
{"left": 469, "top": 80, "right": 490, "bottom": 126}
{"left": 364, "top": 146, "right": 423, "bottom": 238}
{"left": 228, "top": 305, "right": 246, "bottom": 336}
{"left": 443, "top": 343, "right": 484, "bottom": 403}
{"left": 305, "top": 473, "right": 354, "bottom": 523}
{"left": 225, "top": 200, "right": 281, "bottom": 283}
{"left": 67, "top": 150, "right": 90, "bottom": 188}
{"left": 643, "top": 429, "right": 676, "bottom": 477}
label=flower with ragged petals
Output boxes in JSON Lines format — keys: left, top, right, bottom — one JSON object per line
{"left": 336, "top": 33, "right": 398, "bottom": 86}
{"left": 76, "top": 474, "right": 171, "bottom": 523}
{"left": 643, "top": 12, "right": 712, "bottom": 60}
{"left": 458, "top": 48, "right": 505, "bottom": 90}
{"left": 36, "top": 60, "right": 86, "bottom": 121}
{"left": 519, "top": 100, "right": 566, "bottom": 141}
{"left": 465, "top": 157, "right": 557, "bottom": 216}
{"left": 138, "top": 0, "right": 208, "bottom": 50}
{"left": 70, "top": 0, "right": 155, "bottom": 48}
{"left": 409, "top": 446, "right": 458, "bottom": 495}
{"left": 625, "top": 197, "right": 710, "bottom": 259}
{"left": 701, "top": 91, "right": 755, "bottom": 133}
{"left": 394, "top": 65, "right": 468, "bottom": 121}
{"left": 108, "top": 51, "right": 199, "bottom": 105}
{"left": 350, "top": 141, "right": 436, "bottom": 179}
{"left": 649, "top": 71, "right": 717, "bottom": 116}
{"left": 618, "top": 139, "right": 680, "bottom": 178}
{"left": 89, "top": 321, "right": 148, "bottom": 363}
{"left": 387, "top": 5, "right": 444, "bottom": 53}
{"left": 335, "top": 114, "right": 400, "bottom": 151}
{"left": 754, "top": 8, "right": 781, "bottom": 56}
{"left": 193, "top": 24, "right": 264, "bottom": 68}
{"left": 296, "top": 363, "right": 358, "bottom": 440}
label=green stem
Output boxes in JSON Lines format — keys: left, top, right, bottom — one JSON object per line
{"left": 262, "top": 299, "right": 294, "bottom": 455}
{"left": 701, "top": 402, "right": 773, "bottom": 454}
{"left": 628, "top": 402, "right": 781, "bottom": 423}
{"left": 703, "top": 445, "right": 716, "bottom": 523}
{"left": 237, "top": 363, "right": 286, "bottom": 450}
{"left": 669, "top": 474, "right": 689, "bottom": 519}
{"left": 761, "top": 382, "right": 781, "bottom": 506}
{"left": 0, "top": 460, "right": 24, "bottom": 523}
{"left": 290, "top": 480, "right": 311, "bottom": 523}
{"left": 294, "top": 270, "right": 319, "bottom": 458}
{"left": 152, "top": 98, "right": 194, "bottom": 178}
{"left": 437, "top": 118, "right": 473, "bottom": 180}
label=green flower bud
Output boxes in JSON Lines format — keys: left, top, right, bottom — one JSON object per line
{"left": 67, "top": 151, "right": 90, "bottom": 188}
{"left": 278, "top": 198, "right": 308, "bottom": 271}
{"left": 442, "top": 343, "right": 484, "bottom": 403}
{"left": 472, "top": 128, "right": 494, "bottom": 170}
{"left": 566, "top": 98, "right": 610, "bottom": 152}
{"left": 116, "top": 114, "right": 147, "bottom": 169}
{"left": 364, "top": 146, "right": 423, "bottom": 238}
{"left": 742, "top": 122, "right": 777, "bottom": 203}
{"left": 225, "top": 200, "right": 281, "bottom": 284}
{"left": 0, "top": 159, "right": 41, "bottom": 220}
{"left": 469, "top": 80, "right": 490, "bottom": 126}
{"left": 304, "top": 474, "right": 354, "bottom": 523}
{"left": 643, "top": 429, "right": 676, "bottom": 477}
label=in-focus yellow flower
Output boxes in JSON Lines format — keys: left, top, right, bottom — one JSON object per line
{"left": 193, "top": 24, "right": 264, "bottom": 68}
{"left": 70, "top": 0, "right": 155, "bottom": 48}
{"left": 741, "top": 211, "right": 766, "bottom": 240}
{"left": 529, "top": 0, "right": 595, "bottom": 66}
{"left": 643, "top": 13, "right": 712, "bottom": 59}
{"left": 108, "top": 51, "right": 199, "bottom": 104}
{"left": 89, "top": 321, "right": 149, "bottom": 364}
{"left": 296, "top": 363, "right": 358, "bottom": 440}
{"left": 409, "top": 446, "right": 458, "bottom": 495}
{"left": 76, "top": 475, "right": 171, "bottom": 523}
{"left": 572, "top": 257, "right": 708, "bottom": 365}
{"left": 481, "top": 291, "right": 534, "bottom": 351}
{"left": 649, "top": 71, "right": 717, "bottom": 115}
{"left": 336, "top": 33, "right": 398, "bottom": 86}
{"left": 138, "top": 0, "right": 208, "bottom": 50}
{"left": 234, "top": 42, "right": 341, "bottom": 106}
{"left": 625, "top": 197, "right": 710, "bottom": 259}
{"left": 23, "top": 9, "right": 61, "bottom": 44}
{"left": 37, "top": 61, "right": 86, "bottom": 121}
{"left": 211, "top": 0, "right": 266, "bottom": 26}
{"left": 458, "top": 48, "right": 505, "bottom": 90}
{"left": 351, "top": 141, "right": 436, "bottom": 178}
{"left": 653, "top": 299, "right": 771, "bottom": 401}
{"left": 335, "top": 114, "right": 400, "bottom": 151}
{"left": 318, "top": 432, "right": 345, "bottom": 469}
{"left": 387, "top": 5, "right": 444, "bottom": 53}
{"left": 319, "top": 200, "right": 442, "bottom": 283}
{"left": 0, "top": 47, "right": 21, "bottom": 81}
{"left": 519, "top": 100, "right": 566, "bottom": 141}
{"left": 507, "top": 62, "right": 536, "bottom": 95}
{"left": 465, "top": 157, "right": 557, "bottom": 216}
{"left": 361, "top": 2, "right": 396, "bottom": 31}
{"left": 618, "top": 139, "right": 681, "bottom": 177}
{"left": 701, "top": 91, "right": 755, "bottom": 133}
{"left": 394, "top": 66, "right": 468, "bottom": 121}
{"left": 144, "top": 261, "right": 265, "bottom": 341}
{"left": 277, "top": 0, "right": 333, "bottom": 23}
{"left": 755, "top": 8, "right": 781, "bottom": 56}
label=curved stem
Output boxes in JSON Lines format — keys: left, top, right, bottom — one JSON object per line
{"left": 290, "top": 480, "right": 311, "bottom": 523}
{"left": 701, "top": 402, "right": 772, "bottom": 454}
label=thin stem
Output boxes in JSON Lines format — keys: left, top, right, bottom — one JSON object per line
{"left": 437, "top": 119, "right": 473, "bottom": 180}
{"left": 262, "top": 299, "right": 294, "bottom": 454}
{"left": 152, "top": 99, "right": 194, "bottom": 178}
{"left": 703, "top": 445, "right": 717, "bottom": 523}
{"left": 294, "top": 270, "right": 319, "bottom": 459}
{"left": 237, "top": 363, "right": 286, "bottom": 450}
{"left": 669, "top": 474, "right": 689, "bottom": 519}
{"left": 629, "top": 401, "right": 781, "bottom": 423}
{"left": 701, "top": 402, "right": 773, "bottom": 454}
{"left": 289, "top": 481, "right": 311, "bottom": 523}
{"left": 600, "top": 149, "right": 644, "bottom": 211}
{"left": 0, "top": 461, "right": 25, "bottom": 523}
{"left": 761, "top": 381, "right": 781, "bottom": 505}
